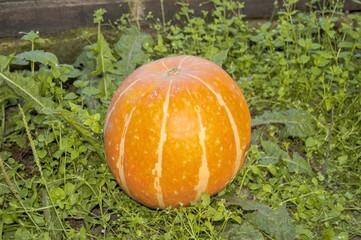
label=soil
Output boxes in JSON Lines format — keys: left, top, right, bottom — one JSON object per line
{"left": 0, "top": 26, "right": 117, "bottom": 64}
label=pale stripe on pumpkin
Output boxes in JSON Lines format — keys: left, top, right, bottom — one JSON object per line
{"left": 186, "top": 73, "right": 242, "bottom": 176}
{"left": 104, "top": 78, "right": 143, "bottom": 130}
{"left": 178, "top": 55, "right": 190, "bottom": 67}
{"left": 117, "top": 107, "right": 136, "bottom": 197}
{"left": 160, "top": 59, "right": 169, "bottom": 69}
{"left": 153, "top": 78, "right": 174, "bottom": 209}
{"left": 194, "top": 106, "right": 210, "bottom": 201}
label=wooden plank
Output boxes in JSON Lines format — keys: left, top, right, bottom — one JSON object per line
{"left": 344, "top": 0, "right": 361, "bottom": 12}
{"left": 0, "top": 0, "right": 360, "bottom": 37}
{"left": 0, "top": 0, "right": 127, "bottom": 37}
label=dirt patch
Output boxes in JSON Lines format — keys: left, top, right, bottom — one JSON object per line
{"left": 0, "top": 27, "right": 116, "bottom": 64}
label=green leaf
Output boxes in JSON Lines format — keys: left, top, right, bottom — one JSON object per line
{"left": 0, "top": 84, "right": 17, "bottom": 104}
{"left": 252, "top": 108, "right": 315, "bottom": 138}
{"left": 297, "top": 38, "right": 307, "bottom": 47}
{"left": 38, "top": 149, "right": 47, "bottom": 159}
{"left": 322, "top": 229, "right": 335, "bottom": 240}
{"left": 285, "top": 152, "right": 313, "bottom": 175}
{"left": 267, "top": 165, "right": 278, "bottom": 175}
{"left": 14, "top": 228, "right": 33, "bottom": 240}
{"left": 49, "top": 187, "right": 66, "bottom": 201}
{"left": 334, "top": 232, "right": 349, "bottom": 240}
{"left": 260, "top": 140, "right": 289, "bottom": 165}
{"left": 250, "top": 165, "right": 261, "bottom": 175}
{"left": 97, "top": 74, "right": 115, "bottom": 99}
{"left": 337, "top": 155, "right": 348, "bottom": 165}
{"left": 305, "top": 136, "right": 320, "bottom": 147}
{"left": 32, "top": 215, "right": 46, "bottom": 227}
{"left": 0, "top": 72, "right": 48, "bottom": 112}
{"left": 15, "top": 50, "right": 59, "bottom": 66}
{"left": 249, "top": 183, "right": 260, "bottom": 190}
{"left": 206, "top": 49, "right": 229, "bottom": 67}
{"left": 20, "top": 30, "right": 45, "bottom": 43}
{"left": 71, "top": 149, "right": 79, "bottom": 160}
{"left": 91, "top": 31, "right": 116, "bottom": 75}
{"left": 113, "top": 26, "right": 153, "bottom": 78}
{"left": 205, "top": 206, "right": 224, "bottom": 221}
{"left": 93, "top": 8, "right": 107, "bottom": 24}
{"left": 262, "top": 184, "right": 272, "bottom": 193}
{"left": 240, "top": 200, "right": 295, "bottom": 240}
{"left": 310, "top": 43, "right": 321, "bottom": 49}
{"left": 261, "top": 21, "right": 271, "bottom": 31}
{"left": 250, "top": 33, "right": 264, "bottom": 42}
{"left": 221, "top": 222, "right": 264, "bottom": 240}
{"left": 313, "top": 55, "right": 329, "bottom": 67}
{"left": 0, "top": 53, "right": 15, "bottom": 72}
{"left": 2, "top": 214, "right": 14, "bottom": 224}
{"left": 246, "top": 204, "right": 295, "bottom": 240}
{"left": 225, "top": 198, "right": 296, "bottom": 240}
{"left": 64, "top": 182, "right": 76, "bottom": 195}
{"left": 82, "top": 86, "right": 101, "bottom": 96}
{"left": 295, "top": 225, "right": 313, "bottom": 238}
{"left": 338, "top": 41, "right": 354, "bottom": 48}
{"left": 64, "top": 92, "right": 78, "bottom": 100}
{"left": 311, "top": 66, "right": 322, "bottom": 76}
{"left": 201, "top": 192, "right": 211, "bottom": 206}
{"left": 319, "top": 51, "right": 333, "bottom": 59}
{"left": 299, "top": 54, "right": 310, "bottom": 64}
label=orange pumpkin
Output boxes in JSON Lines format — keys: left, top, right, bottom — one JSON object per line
{"left": 104, "top": 55, "right": 251, "bottom": 209}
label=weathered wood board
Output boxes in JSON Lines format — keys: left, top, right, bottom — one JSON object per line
{"left": 0, "top": 0, "right": 360, "bottom": 37}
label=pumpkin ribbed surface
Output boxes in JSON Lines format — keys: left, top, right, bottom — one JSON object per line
{"left": 104, "top": 55, "right": 251, "bottom": 209}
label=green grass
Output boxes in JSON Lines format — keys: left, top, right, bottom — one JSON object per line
{"left": 1, "top": 0, "right": 361, "bottom": 239}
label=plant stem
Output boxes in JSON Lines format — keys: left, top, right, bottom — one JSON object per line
{"left": 0, "top": 102, "right": 4, "bottom": 149}
{"left": 322, "top": 107, "right": 334, "bottom": 179}
{"left": 31, "top": 40, "right": 35, "bottom": 76}
{"left": 160, "top": 0, "right": 165, "bottom": 29}
{"left": 237, "top": 157, "right": 257, "bottom": 195}
{"left": 279, "top": 191, "right": 319, "bottom": 206}
{"left": 251, "top": 120, "right": 298, "bottom": 128}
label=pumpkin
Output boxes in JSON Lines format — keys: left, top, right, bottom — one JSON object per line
{"left": 104, "top": 55, "right": 251, "bottom": 209}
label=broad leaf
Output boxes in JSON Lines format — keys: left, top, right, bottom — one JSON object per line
{"left": 252, "top": 108, "right": 315, "bottom": 138}
{"left": 15, "top": 50, "right": 59, "bottom": 66}
{"left": 226, "top": 199, "right": 296, "bottom": 240}
{"left": 91, "top": 31, "right": 117, "bottom": 75}
{"left": 14, "top": 228, "right": 33, "bottom": 240}
{"left": 259, "top": 139, "right": 289, "bottom": 165}
{"left": 246, "top": 204, "right": 295, "bottom": 240}
{"left": 285, "top": 152, "right": 313, "bottom": 175}
{"left": 221, "top": 222, "right": 264, "bottom": 240}
{"left": 0, "top": 53, "right": 15, "bottom": 72}
{"left": 97, "top": 74, "right": 116, "bottom": 99}
{"left": 205, "top": 49, "right": 229, "bottom": 67}
{"left": 113, "top": 26, "right": 153, "bottom": 78}
{"left": 0, "top": 84, "right": 17, "bottom": 104}
{"left": 260, "top": 139, "right": 313, "bottom": 175}
{"left": 0, "top": 72, "right": 46, "bottom": 112}
{"left": 20, "top": 30, "right": 46, "bottom": 44}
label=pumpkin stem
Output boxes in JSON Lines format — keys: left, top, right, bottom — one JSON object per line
{"left": 167, "top": 66, "right": 181, "bottom": 76}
